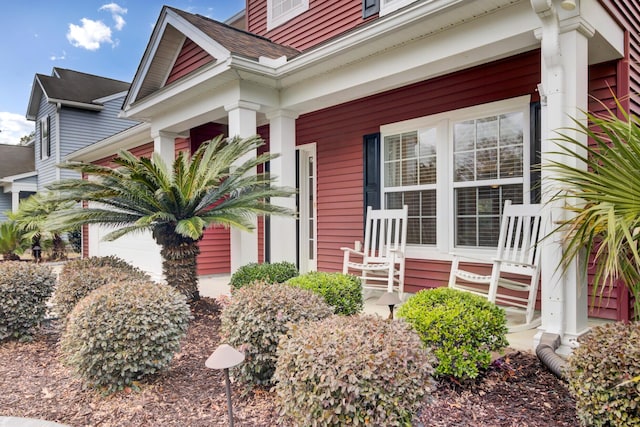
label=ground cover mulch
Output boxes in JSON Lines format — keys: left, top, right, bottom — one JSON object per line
{"left": 0, "top": 297, "right": 579, "bottom": 426}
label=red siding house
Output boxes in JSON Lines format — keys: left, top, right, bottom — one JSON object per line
{"left": 68, "top": 0, "right": 637, "bottom": 353}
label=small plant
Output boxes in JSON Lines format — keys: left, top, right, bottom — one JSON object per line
{"left": 274, "top": 315, "right": 434, "bottom": 426}
{"left": 220, "top": 281, "right": 332, "bottom": 386}
{"left": 287, "top": 271, "right": 363, "bottom": 315}
{"left": 0, "top": 262, "right": 56, "bottom": 341}
{"left": 397, "top": 287, "right": 508, "bottom": 380}
{"left": 53, "top": 264, "right": 150, "bottom": 322}
{"left": 60, "top": 280, "right": 191, "bottom": 393}
{"left": 566, "top": 322, "right": 640, "bottom": 427}
{"left": 229, "top": 261, "right": 298, "bottom": 290}
{"left": 0, "top": 220, "right": 28, "bottom": 260}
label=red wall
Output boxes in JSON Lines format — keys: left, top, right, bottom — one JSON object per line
{"left": 165, "top": 38, "right": 214, "bottom": 86}
{"left": 247, "top": 0, "right": 374, "bottom": 51}
{"left": 296, "top": 50, "right": 541, "bottom": 288}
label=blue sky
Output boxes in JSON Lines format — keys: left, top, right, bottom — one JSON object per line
{"left": 0, "top": 1, "right": 245, "bottom": 145}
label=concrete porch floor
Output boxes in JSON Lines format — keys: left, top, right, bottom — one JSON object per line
{"left": 198, "top": 274, "right": 547, "bottom": 353}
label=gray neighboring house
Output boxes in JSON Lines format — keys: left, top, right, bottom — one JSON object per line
{"left": 0, "top": 143, "right": 36, "bottom": 221}
{"left": 26, "top": 68, "right": 139, "bottom": 191}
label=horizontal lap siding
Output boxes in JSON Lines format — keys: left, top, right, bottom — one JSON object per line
{"left": 248, "top": 0, "right": 369, "bottom": 51}
{"left": 165, "top": 39, "right": 214, "bottom": 86}
{"left": 297, "top": 51, "right": 541, "bottom": 281}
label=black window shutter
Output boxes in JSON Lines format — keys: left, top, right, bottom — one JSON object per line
{"left": 363, "top": 0, "right": 380, "bottom": 18}
{"left": 530, "top": 102, "right": 541, "bottom": 204}
{"left": 363, "top": 133, "right": 381, "bottom": 217}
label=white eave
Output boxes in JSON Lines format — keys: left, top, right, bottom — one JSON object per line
{"left": 65, "top": 122, "right": 151, "bottom": 163}
{"left": 0, "top": 170, "right": 37, "bottom": 183}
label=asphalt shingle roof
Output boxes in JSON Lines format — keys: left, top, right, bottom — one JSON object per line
{"left": 37, "top": 68, "right": 131, "bottom": 105}
{"left": 0, "top": 144, "right": 34, "bottom": 179}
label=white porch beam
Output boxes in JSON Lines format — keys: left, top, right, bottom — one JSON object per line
{"left": 11, "top": 191, "right": 20, "bottom": 213}
{"left": 266, "top": 109, "right": 298, "bottom": 264}
{"left": 532, "top": 0, "right": 592, "bottom": 354}
{"left": 226, "top": 101, "right": 260, "bottom": 272}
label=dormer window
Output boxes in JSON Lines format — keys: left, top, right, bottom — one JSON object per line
{"left": 267, "top": 0, "right": 309, "bottom": 31}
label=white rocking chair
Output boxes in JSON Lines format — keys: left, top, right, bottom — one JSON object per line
{"left": 448, "top": 200, "right": 545, "bottom": 332}
{"left": 342, "top": 205, "right": 408, "bottom": 299}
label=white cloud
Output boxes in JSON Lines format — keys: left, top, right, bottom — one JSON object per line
{"left": 67, "top": 18, "right": 113, "bottom": 51}
{"left": 0, "top": 112, "right": 35, "bottom": 145}
{"left": 99, "top": 3, "right": 128, "bottom": 31}
{"left": 50, "top": 50, "right": 67, "bottom": 61}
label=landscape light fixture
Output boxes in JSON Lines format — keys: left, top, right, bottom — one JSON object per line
{"left": 205, "top": 344, "right": 245, "bottom": 427}
{"left": 376, "top": 291, "right": 402, "bottom": 319}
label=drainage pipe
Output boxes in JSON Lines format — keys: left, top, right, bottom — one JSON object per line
{"left": 535, "top": 332, "right": 567, "bottom": 379}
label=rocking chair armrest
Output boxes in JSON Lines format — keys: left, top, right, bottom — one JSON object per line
{"left": 341, "top": 247, "right": 365, "bottom": 257}
{"left": 492, "top": 258, "right": 538, "bottom": 269}
{"left": 389, "top": 248, "right": 405, "bottom": 258}
{"left": 449, "top": 252, "right": 492, "bottom": 265}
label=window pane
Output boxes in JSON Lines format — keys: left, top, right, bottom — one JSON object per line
{"left": 407, "top": 218, "right": 421, "bottom": 244}
{"left": 478, "top": 216, "right": 501, "bottom": 247}
{"left": 385, "top": 192, "right": 403, "bottom": 209}
{"left": 421, "top": 218, "right": 436, "bottom": 245}
{"left": 457, "top": 217, "right": 477, "bottom": 246}
{"left": 418, "top": 128, "right": 437, "bottom": 184}
{"left": 476, "top": 116, "right": 498, "bottom": 148}
{"left": 384, "top": 135, "right": 400, "bottom": 161}
{"left": 454, "top": 120, "right": 474, "bottom": 151}
{"left": 500, "top": 112, "right": 523, "bottom": 145}
{"left": 385, "top": 190, "right": 436, "bottom": 245}
{"left": 401, "top": 159, "right": 417, "bottom": 186}
{"left": 454, "top": 152, "right": 474, "bottom": 182}
{"left": 476, "top": 148, "right": 497, "bottom": 180}
{"left": 456, "top": 187, "right": 476, "bottom": 216}
{"left": 385, "top": 161, "right": 400, "bottom": 187}
{"left": 404, "top": 191, "right": 420, "bottom": 216}
{"left": 500, "top": 145, "right": 523, "bottom": 178}
{"left": 402, "top": 132, "right": 418, "bottom": 159}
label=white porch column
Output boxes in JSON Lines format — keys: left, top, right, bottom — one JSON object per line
{"left": 532, "top": 0, "right": 592, "bottom": 354}
{"left": 266, "top": 109, "right": 298, "bottom": 263}
{"left": 11, "top": 191, "right": 20, "bottom": 213}
{"left": 225, "top": 101, "right": 260, "bottom": 272}
{"left": 152, "top": 131, "right": 178, "bottom": 165}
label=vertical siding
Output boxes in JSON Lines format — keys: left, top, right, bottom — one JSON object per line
{"left": 295, "top": 51, "right": 541, "bottom": 293}
{"left": 248, "top": 0, "right": 371, "bottom": 51}
{"left": 165, "top": 38, "right": 214, "bottom": 85}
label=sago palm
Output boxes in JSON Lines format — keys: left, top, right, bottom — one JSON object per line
{"left": 47, "top": 134, "right": 295, "bottom": 302}
{"left": 10, "top": 192, "right": 76, "bottom": 260}
{"left": 546, "top": 98, "right": 640, "bottom": 318}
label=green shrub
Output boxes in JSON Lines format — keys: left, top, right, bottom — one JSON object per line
{"left": 0, "top": 262, "right": 56, "bottom": 341}
{"left": 220, "top": 281, "right": 332, "bottom": 386}
{"left": 60, "top": 280, "right": 191, "bottom": 393}
{"left": 229, "top": 261, "right": 298, "bottom": 290}
{"left": 54, "top": 264, "right": 150, "bottom": 322}
{"left": 274, "top": 315, "right": 434, "bottom": 426}
{"left": 287, "top": 271, "right": 363, "bottom": 315}
{"left": 566, "top": 322, "right": 640, "bottom": 427}
{"left": 397, "top": 287, "right": 508, "bottom": 380}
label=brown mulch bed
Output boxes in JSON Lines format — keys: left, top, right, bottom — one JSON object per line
{"left": 0, "top": 298, "right": 579, "bottom": 426}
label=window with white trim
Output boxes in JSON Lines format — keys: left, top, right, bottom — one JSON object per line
{"left": 381, "top": 97, "right": 531, "bottom": 257}
{"left": 267, "top": 0, "right": 309, "bottom": 31}
{"left": 379, "top": 0, "right": 419, "bottom": 16}
{"left": 40, "top": 116, "right": 50, "bottom": 160}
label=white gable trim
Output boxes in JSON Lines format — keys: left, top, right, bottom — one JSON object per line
{"left": 125, "top": 7, "right": 231, "bottom": 110}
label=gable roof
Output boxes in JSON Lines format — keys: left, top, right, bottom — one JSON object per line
{"left": 27, "top": 68, "right": 131, "bottom": 120}
{"left": 124, "top": 6, "right": 300, "bottom": 108}
{"left": 0, "top": 144, "right": 35, "bottom": 179}
{"left": 168, "top": 8, "right": 300, "bottom": 61}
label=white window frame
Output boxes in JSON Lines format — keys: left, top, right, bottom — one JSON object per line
{"left": 267, "top": 0, "right": 309, "bottom": 31}
{"left": 380, "top": 95, "right": 531, "bottom": 261}
{"left": 379, "top": 0, "right": 419, "bottom": 16}
{"left": 40, "top": 116, "right": 50, "bottom": 160}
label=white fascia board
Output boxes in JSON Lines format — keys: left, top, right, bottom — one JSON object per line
{"left": 2, "top": 182, "right": 37, "bottom": 193}
{"left": 123, "top": 60, "right": 235, "bottom": 120}
{"left": 50, "top": 98, "right": 104, "bottom": 111}
{"left": 25, "top": 78, "right": 45, "bottom": 121}
{"left": 580, "top": 0, "right": 624, "bottom": 60}
{"left": 65, "top": 123, "right": 151, "bottom": 163}
{"left": 0, "top": 170, "right": 37, "bottom": 183}
{"left": 125, "top": 8, "right": 231, "bottom": 110}
{"left": 94, "top": 91, "right": 128, "bottom": 104}
{"left": 279, "top": 1, "right": 539, "bottom": 113}
{"left": 166, "top": 8, "right": 231, "bottom": 60}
